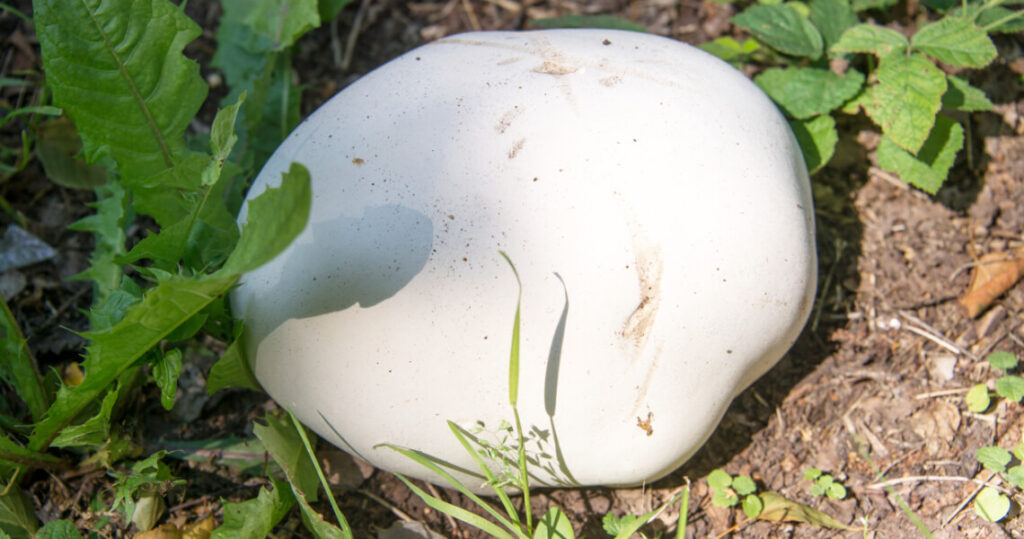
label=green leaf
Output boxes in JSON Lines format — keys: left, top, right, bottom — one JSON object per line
{"left": 975, "top": 446, "right": 1012, "bottom": 473}
{"left": 498, "top": 251, "right": 523, "bottom": 408}
{"left": 809, "top": 0, "right": 858, "bottom": 50}
{"left": 1006, "top": 465, "right": 1024, "bottom": 489}
{"left": 29, "top": 273, "right": 238, "bottom": 451}
{"left": 50, "top": 385, "right": 119, "bottom": 450}
{"left": 601, "top": 513, "right": 638, "bottom": 536}
{"left": 0, "top": 488, "right": 38, "bottom": 539}
{"left": 34, "top": 118, "right": 108, "bottom": 190}
{"left": 319, "top": 0, "right": 355, "bottom": 21}
{"left": 942, "top": 76, "right": 993, "bottom": 112}
{"left": 965, "top": 383, "right": 991, "bottom": 413}
{"left": 219, "top": 162, "right": 312, "bottom": 276}
{"left": 803, "top": 467, "right": 822, "bottom": 480}
{"left": 755, "top": 67, "right": 864, "bottom": 119}
{"left": 243, "top": 0, "right": 321, "bottom": 51}
{"left": 866, "top": 53, "right": 947, "bottom": 154}
{"left": 975, "top": 6, "right": 1024, "bottom": 33}
{"left": 790, "top": 115, "right": 838, "bottom": 173}
{"left": 827, "top": 482, "right": 847, "bottom": 500}
{"left": 973, "top": 487, "right": 1009, "bottom": 522}
{"left": 831, "top": 24, "right": 908, "bottom": 56}
{"left": 109, "top": 452, "right": 183, "bottom": 527}
{"left": 68, "top": 182, "right": 130, "bottom": 316}
{"left": 742, "top": 494, "right": 763, "bottom": 519}
{"left": 707, "top": 469, "right": 733, "bottom": 489}
{"left": 850, "top": 0, "right": 899, "bottom": 11}
{"left": 876, "top": 115, "right": 963, "bottom": 194}
{"left": 530, "top": 14, "right": 647, "bottom": 32}
{"left": 390, "top": 472, "right": 516, "bottom": 539}
{"left": 711, "top": 488, "right": 739, "bottom": 508}
{"left": 1015, "top": 443, "right": 1024, "bottom": 462}
{"left": 698, "top": 37, "right": 760, "bottom": 63}
{"left": 162, "top": 437, "right": 273, "bottom": 476}
{"left": 207, "top": 337, "right": 262, "bottom": 394}
{"left": 34, "top": 0, "right": 207, "bottom": 180}
{"left": 36, "top": 519, "right": 83, "bottom": 539}
{"left": 254, "top": 413, "right": 319, "bottom": 498}
{"left": 758, "top": 491, "right": 852, "bottom": 529}
{"left": 212, "top": 478, "right": 295, "bottom": 538}
{"left": 153, "top": 348, "right": 183, "bottom": 411}
{"left": 204, "top": 93, "right": 246, "bottom": 187}
{"left": 732, "top": 475, "right": 757, "bottom": 496}
{"left": 986, "top": 351, "right": 1018, "bottom": 371}
{"left": 732, "top": 4, "right": 823, "bottom": 58}
{"left": 911, "top": 17, "right": 997, "bottom": 68}
{"left": 995, "top": 375, "right": 1024, "bottom": 402}
{"left": 610, "top": 494, "right": 682, "bottom": 539}
{"left": 1, "top": 298, "right": 48, "bottom": 422}
{"left": 534, "top": 507, "right": 574, "bottom": 539}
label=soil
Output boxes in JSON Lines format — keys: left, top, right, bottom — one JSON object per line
{"left": 3, "top": 1, "right": 1024, "bottom": 538}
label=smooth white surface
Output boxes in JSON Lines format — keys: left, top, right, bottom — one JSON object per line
{"left": 232, "top": 29, "right": 817, "bottom": 492}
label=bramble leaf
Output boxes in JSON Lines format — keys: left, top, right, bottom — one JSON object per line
{"left": 911, "top": 17, "right": 997, "bottom": 68}
{"left": 790, "top": 115, "right": 838, "bottom": 173}
{"left": 986, "top": 351, "right": 1018, "bottom": 371}
{"left": 942, "top": 76, "right": 993, "bottom": 112}
{"left": 809, "top": 0, "right": 859, "bottom": 49}
{"left": 732, "top": 4, "right": 823, "bottom": 58}
{"left": 965, "top": 383, "right": 991, "bottom": 413}
{"left": 876, "top": 115, "right": 963, "bottom": 194}
{"left": 755, "top": 67, "right": 864, "bottom": 119}
{"left": 831, "top": 24, "right": 908, "bottom": 56}
{"left": 976, "top": 446, "right": 1011, "bottom": 473}
{"left": 866, "top": 53, "right": 946, "bottom": 154}
{"left": 34, "top": 0, "right": 207, "bottom": 180}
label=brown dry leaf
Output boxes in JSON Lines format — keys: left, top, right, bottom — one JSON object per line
{"left": 758, "top": 492, "right": 855, "bottom": 530}
{"left": 182, "top": 516, "right": 216, "bottom": 539}
{"left": 133, "top": 523, "right": 181, "bottom": 539}
{"left": 959, "top": 248, "right": 1024, "bottom": 318}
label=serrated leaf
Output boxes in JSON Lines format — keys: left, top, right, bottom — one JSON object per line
{"left": 212, "top": 479, "right": 294, "bottom": 539}
{"left": 790, "top": 115, "right": 838, "bottom": 173}
{"left": 1006, "top": 465, "right": 1024, "bottom": 489}
{"left": 876, "top": 115, "right": 963, "bottom": 193}
{"left": 153, "top": 348, "right": 182, "bottom": 411}
{"left": 733, "top": 475, "right": 757, "bottom": 496}
{"left": 530, "top": 14, "right": 647, "bottom": 32}
{"left": 601, "top": 513, "right": 637, "bottom": 536}
{"left": 965, "top": 383, "right": 991, "bottom": 412}
{"left": 35, "top": 0, "right": 207, "bottom": 180}
{"left": 995, "top": 375, "right": 1024, "bottom": 402}
{"left": 29, "top": 273, "right": 239, "bottom": 451}
{"left": 986, "top": 351, "right": 1018, "bottom": 370}
{"left": 1, "top": 299, "right": 48, "bottom": 423}
{"left": 534, "top": 507, "right": 574, "bottom": 539}
{"left": 943, "top": 76, "right": 993, "bottom": 112}
{"left": 36, "top": 519, "right": 83, "bottom": 539}
{"left": 732, "top": 4, "right": 823, "bottom": 58}
{"left": 219, "top": 162, "right": 312, "bottom": 276}
{"left": 975, "top": 446, "right": 1011, "bottom": 473}
{"left": 0, "top": 488, "right": 38, "bottom": 539}
{"left": 162, "top": 437, "right": 274, "bottom": 476}
{"left": 207, "top": 337, "right": 262, "bottom": 394}
{"left": 758, "top": 491, "right": 853, "bottom": 529}
{"left": 867, "top": 53, "right": 946, "bottom": 154}
{"left": 911, "top": 17, "right": 997, "bottom": 68}
{"left": 50, "top": 385, "right": 118, "bottom": 449}
{"left": 973, "top": 487, "right": 1009, "bottom": 522}
{"left": 742, "top": 494, "right": 763, "bottom": 519}
{"left": 68, "top": 182, "right": 130, "bottom": 314}
{"left": 809, "top": 0, "right": 858, "bottom": 49}
{"left": 756, "top": 67, "right": 864, "bottom": 119}
{"left": 831, "top": 24, "right": 908, "bottom": 56}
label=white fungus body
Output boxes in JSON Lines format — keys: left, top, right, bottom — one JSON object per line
{"left": 232, "top": 29, "right": 816, "bottom": 492}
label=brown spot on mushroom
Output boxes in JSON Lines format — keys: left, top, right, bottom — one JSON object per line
{"left": 600, "top": 75, "right": 623, "bottom": 87}
{"left": 533, "top": 61, "right": 577, "bottom": 75}
{"left": 352, "top": 158, "right": 365, "bottom": 165}
{"left": 636, "top": 412, "right": 653, "bottom": 436}
{"left": 508, "top": 138, "right": 525, "bottom": 159}
{"left": 495, "top": 107, "right": 522, "bottom": 134}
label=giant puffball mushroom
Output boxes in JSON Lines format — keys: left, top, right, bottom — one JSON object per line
{"left": 231, "top": 29, "right": 816, "bottom": 493}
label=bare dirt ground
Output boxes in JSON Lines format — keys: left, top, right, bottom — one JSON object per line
{"left": 3, "top": 0, "right": 1024, "bottom": 537}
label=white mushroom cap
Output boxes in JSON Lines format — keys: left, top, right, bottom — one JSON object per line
{"left": 232, "top": 29, "right": 816, "bottom": 492}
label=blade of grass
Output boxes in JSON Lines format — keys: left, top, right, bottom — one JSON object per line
{"left": 612, "top": 492, "right": 682, "bottom": 539}
{"left": 382, "top": 444, "right": 523, "bottom": 535}
{"left": 289, "top": 410, "right": 352, "bottom": 537}
{"left": 677, "top": 480, "right": 690, "bottom": 539}
{"left": 392, "top": 473, "right": 520, "bottom": 539}
{"left": 447, "top": 421, "right": 523, "bottom": 530}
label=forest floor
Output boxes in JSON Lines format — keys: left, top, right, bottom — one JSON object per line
{"left": 3, "top": 0, "right": 1024, "bottom": 537}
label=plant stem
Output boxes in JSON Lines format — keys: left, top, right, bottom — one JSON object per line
{"left": 289, "top": 410, "right": 352, "bottom": 537}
